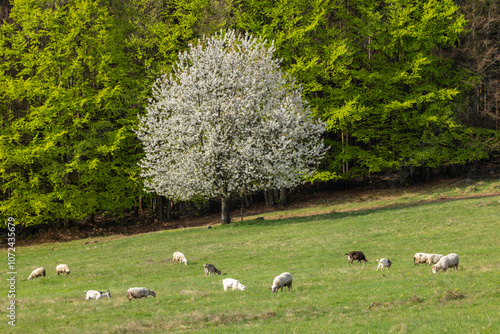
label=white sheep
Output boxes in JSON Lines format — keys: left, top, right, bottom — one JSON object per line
{"left": 172, "top": 251, "right": 188, "bottom": 265}
{"left": 271, "top": 272, "right": 293, "bottom": 293}
{"left": 413, "top": 252, "right": 430, "bottom": 265}
{"left": 426, "top": 254, "right": 444, "bottom": 265}
{"left": 376, "top": 258, "right": 392, "bottom": 270}
{"left": 127, "top": 287, "right": 156, "bottom": 301}
{"left": 432, "top": 253, "right": 459, "bottom": 274}
{"left": 85, "top": 290, "right": 111, "bottom": 300}
{"left": 27, "top": 267, "right": 46, "bottom": 280}
{"left": 56, "top": 264, "right": 71, "bottom": 275}
{"left": 222, "top": 278, "right": 246, "bottom": 291}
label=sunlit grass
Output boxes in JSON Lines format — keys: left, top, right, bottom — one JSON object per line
{"left": 1, "top": 178, "right": 499, "bottom": 333}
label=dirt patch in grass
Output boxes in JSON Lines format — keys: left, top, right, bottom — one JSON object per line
{"left": 442, "top": 289, "right": 466, "bottom": 301}
{"left": 368, "top": 301, "right": 391, "bottom": 309}
{"left": 410, "top": 294, "right": 424, "bottom": 303}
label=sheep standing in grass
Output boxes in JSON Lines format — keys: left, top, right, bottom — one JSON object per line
{"left": 413, "top": 252, "right": 430, "bottom": 265}
{"left": 85, "top": 290, "right": 111, "bottom": 300}
{"left": 426, "top": 254, "right": 443, "bottom": 265}
{"left": 27, "top": 267, "right": 46, "bottom": 280}
{"left": 204, "top": 263, "right": 221, "bottom": 276}
{"left": 271, "top": 272, "right": 293, "bottom": 293}
{"left": 127, "top": 287, "right": 156, "bottom": 301}
{"left": 172, "top": 252, "right": 188, "bottom": 265}
{"left": 222, "top": 278, "right": 246, "bottom": 291}
{"left": 56, "top": 264, "right": 70, "bottom": 275}
{"left": 432, "top": 253, "right": 459, "bottom": 274}
{"left": 376, "top": 258, "right": 392, "bottom": 271}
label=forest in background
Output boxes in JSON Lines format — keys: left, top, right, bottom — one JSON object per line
{"left": 1, "top": 0, "right": 499, "bottom": 228}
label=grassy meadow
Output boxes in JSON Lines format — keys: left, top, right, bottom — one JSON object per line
{"left": 1, "top": 179, "right": 499, "bottom": 333}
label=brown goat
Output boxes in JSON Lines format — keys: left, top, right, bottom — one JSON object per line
{"left": 345, "top": 251, "right": 367, "bottom": 264}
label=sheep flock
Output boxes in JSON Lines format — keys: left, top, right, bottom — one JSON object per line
{"left": 25, "top": 245, "right": 460, "bottom": 305}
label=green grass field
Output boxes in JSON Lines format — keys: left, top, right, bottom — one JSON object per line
{"left": 2, "top": 179, "right": 499, "bottom": 333}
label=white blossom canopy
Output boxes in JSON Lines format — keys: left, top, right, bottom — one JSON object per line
{"left": 136, "top": 30, "right": 326, "bottom": 202}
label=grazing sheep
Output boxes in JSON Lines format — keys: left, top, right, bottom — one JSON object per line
{"left": 432, "top": 253, "right": 459, "bottom": 274}
{"left": 172, "top": 251, "right": 188, "bottom": 265}
{"left": 56, "top": 264, "right": 70, "bottom": 275}
{"left": 27, "top": 267, "right": 46, "bottom": 280}
{"left": 346, "top": 251, "right": 367, "bottom": 264}
{"left": 413, "top": 252, "right": 431, "bottom": 265}
{"left": 426, "top": 254, "right": 444, "bottom": 265}
{"left": 85, "top": 290, "right": 111, "bottom": 300}
{"left": 222, "top": 278, "right": 246, "bottom": 291}
{"left": 203, "top": 263, "right": 221, "bottom": 276}
{"left": 376, "top": 258, "right": 392, "bottom": 270}
{"left": 271, "top": 272, "right": 293, "bottom": 293}
{"left": 126, "top": 287, "right": 156, "bottom": 301}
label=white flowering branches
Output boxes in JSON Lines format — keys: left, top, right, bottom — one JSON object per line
{"left": 136, "top": 30, "right": 326, "bottom": 224}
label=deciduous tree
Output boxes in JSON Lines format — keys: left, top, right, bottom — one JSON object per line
{"left": 0, "top": 0, "right": 143, "bottom": 226}
{"left": 136, "top": 30, "right": 326, "bottom": 224}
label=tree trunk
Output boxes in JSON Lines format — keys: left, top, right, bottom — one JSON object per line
{"left": 244, "top": 194, "right": 252, "bottom": 208}
{"left": 165, "top": 198, "right": 171, "bottom": 221}
{"left": 264, "top": 189, "right": 274, "bottom": 207}
{"left": 221, "top": 196, "right": 231, "bottom": 224}
{"left": 156, "top": 195, "right": 164, "bottom": 221}
{"left": 280, "top": 187, "right": 288, "bottom": 206}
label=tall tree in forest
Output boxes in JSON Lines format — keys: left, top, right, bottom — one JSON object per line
{"left": 455, "top": 0, "right": 500, "bottom": 130}
{"left": 136, "top": 30, "right": 326, "bottom": 224}
{"left": 320, "top": 0, "right": 491, "bottom": 182}
{"left": 0, "top": 0, "right": 143, "bottom": 226}
{"left": 234, "top": 0, "right": 352, "bottom": 181}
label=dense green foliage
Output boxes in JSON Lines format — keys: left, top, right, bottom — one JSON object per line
{"left": 0, "top": 0, "right": 144, "bottom": 226}
{"left": 2, "top": 180, "right": 499, "bottom": 332}
{"left": 1, "top": 0, "right": 498, "bottom": 226}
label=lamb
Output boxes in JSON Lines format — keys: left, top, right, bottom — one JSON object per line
{"left": 413, "top": 252, "right": 430, "bottom": 265}
{"left": 85, "top": 290, "right": 111, "bottom": 300}
{"left": 172, "top": 251, "right": 188, "bottom": 265}
{"left": 426, "top": 254, "right": 444, "bottom": 265}
{"left": 345, "top": 251, "right": 367, "bottom": 264}
{"left": 203, "top": 263, "right": 221, "bottom": 276}
{"left": 27, "top": 267, "right": 46, "bottom": 280}
{"left": 222, "top": 278, "right": 246, "bottom": 291}
{"left": 271, "top": 272, "right": 293, "bottom": 293}
{"left": 126, "top": 287, "right": 156, "bottom": 301}
{"left": 376, "top": 258, "right": 392, "bottom": 270}
{"left": 56, "top": 264, "right": 71, "bottom": 275}
{"left": 432, "top": 253, "right": 459, "bottom": 274}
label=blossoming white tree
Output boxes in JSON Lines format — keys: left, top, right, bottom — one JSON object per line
{"left": 136, "top": 30, "right": 326, "bottom": 224}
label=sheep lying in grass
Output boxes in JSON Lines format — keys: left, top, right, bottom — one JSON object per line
{"left": 222, "top": 278, "right": 246, "bottom": 291}
{"left": 127, "top": 287, "right": 156, "bottom": 301}
{"left": 203, "top": 263, "right": 221, "bottom": 276}
{"left": 56, "top": 264, "right": 70, "bottom": 275}
{"left": 432, "top": 253, "right": 459, "bottom": 274}
{"left": 85, "top": 290, "right": 111, "bottom": 300}
{"left": 376, "top": 258, "right": 392, "bottom": 270}
{"left": 426, "top": 254, "right": 443, "bottom": 265}
{"left": 346, "top": 251, "right": 367, "bottom": 265}
{"left": 271, "top": 272, "right": 293, "bottom": 293}
{"left": 172, "top": 252, "right": 188, "bottom": 265}
{"left": 28, "top": 267, "right": 46, "bottom": 280}
{"left": 413, "top": 252, "right": 430, "bottom": 265}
